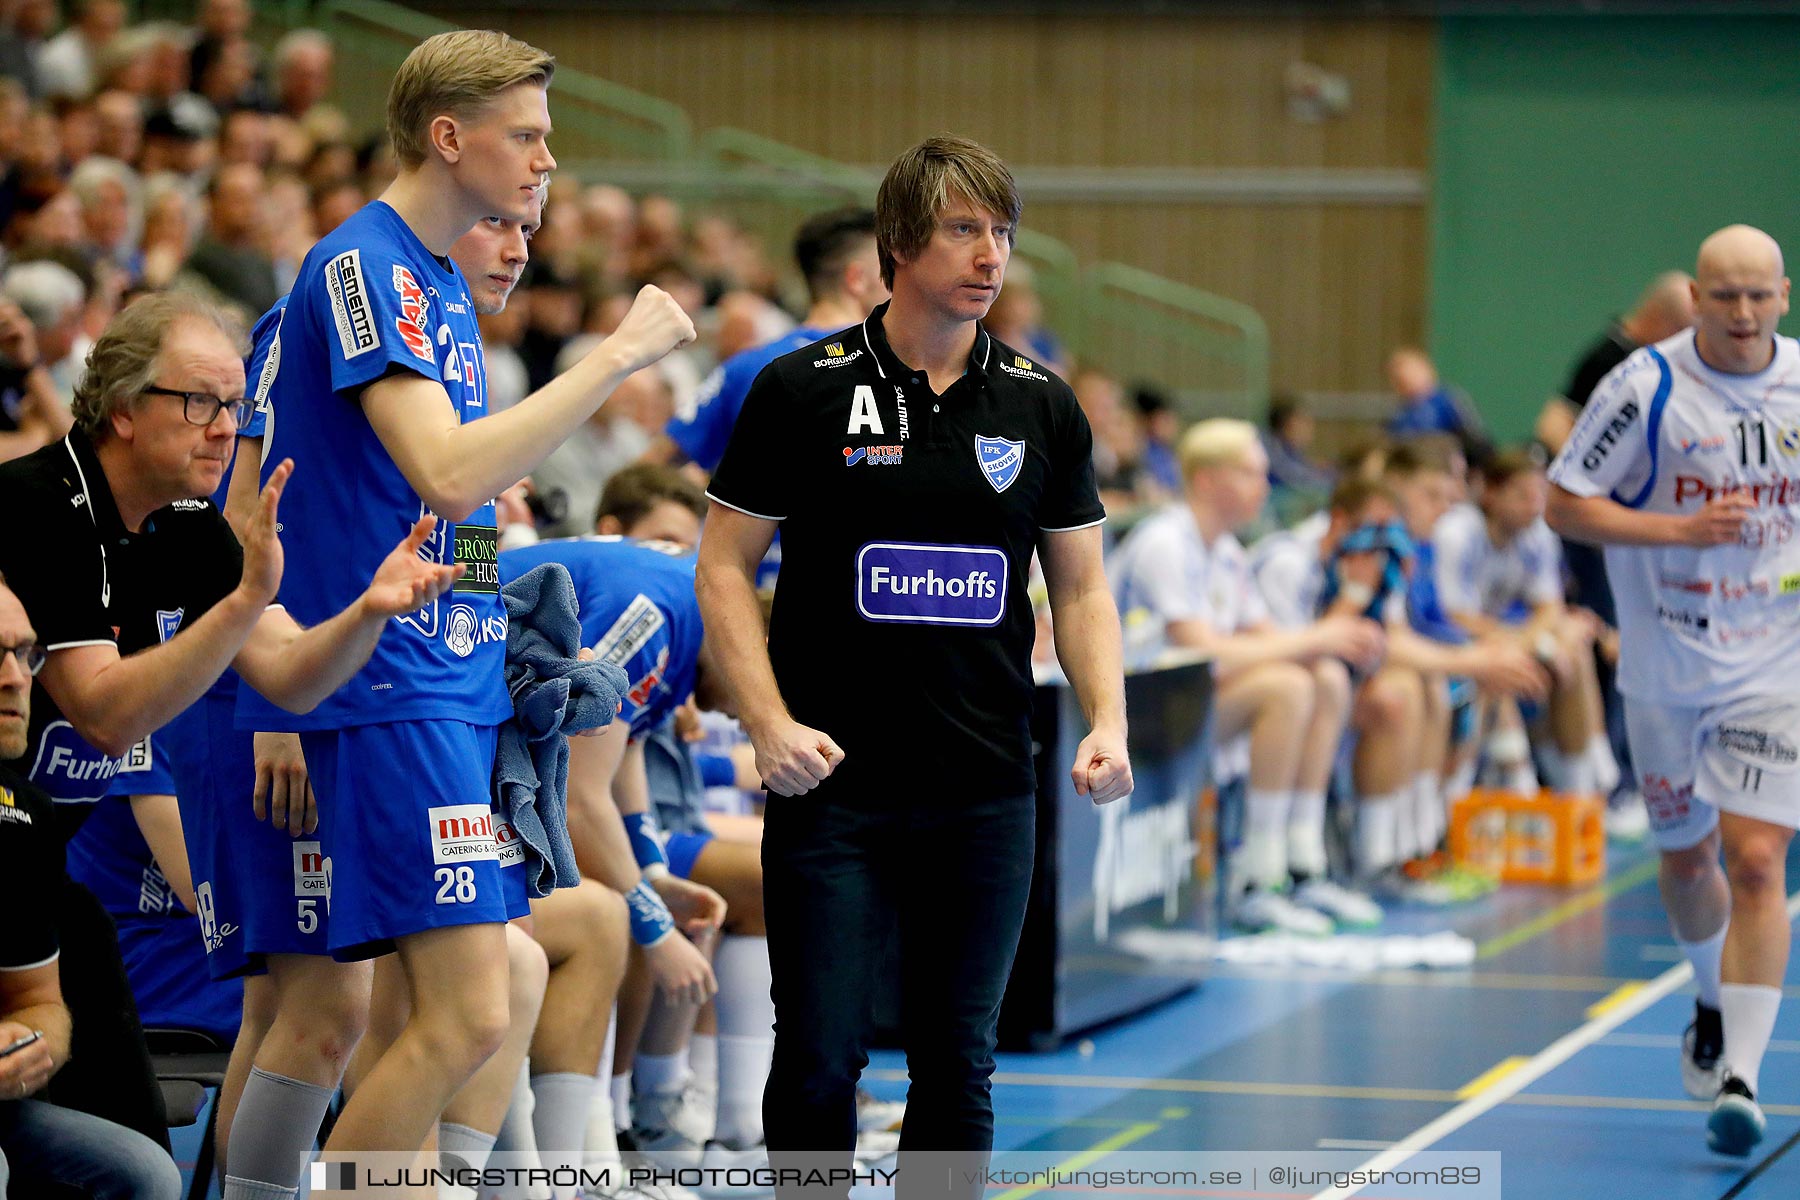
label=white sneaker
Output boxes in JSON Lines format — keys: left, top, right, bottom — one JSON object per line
{"left": 1605, "top": 791, "right": 1650, "bottom": 843}
{"left": 853, "top": 1128, "right": 900, "bottom": 1170}
{"left": 694, "top": 1141, "right": 774, "bottom": 1197}
{"left": 621, "top": 1120, "right": 704, "bottom": 1170}
{"left": 1682, "top": 1003, "right": 1726, "bottom": 1102}
{"left": 1231, "top": 889, "right": 1334, "bottom": 937}
{"left": 1292, "top": 879, "right": 1383, "bottom": 930}
{"left": 635, "top": 1085, "right": 714, "bottom": 1147}
{"left": 1706, "top": 1075, "right": 1765, "bottom": 1157}
{"left": 855, "top": 1088, "right": 904, "bottom": 1133}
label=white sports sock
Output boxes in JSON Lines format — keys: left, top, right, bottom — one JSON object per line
{"left": 585, "top": 1018, "right": 622, "bottom": 1167}
{"left": 1588, "top": 734, "right": 1621, "bottom": 795}
{"left": 1445, "top": 757, "right": 1477, "bottom": 807}
{"left": 439, "top": 1122, "right": 497, "bottom": 1192}
{"left": 531, "top": 1073, "right": 596, "bottom": 1200}
{"left": 689, "top": 1032, "right": 718, "bottom": 1094}
{"left": 609, "top": 1073, "right": 631, "bottom": 1133}
{"left": 1355, "top": 792, "right": 1402, "bottom": 878}
{"left": 490, "top": 1061, "right": 550, "bottom": 1200}
{"left": 634, "top": 1050, "right": 689, "bottom": 1097}
{"left": 714, "top": 935, "right": 775, "bottom": 1148}
{"left": 1413, "top": 771, "right": 1444, "bottom": 855}
{"left": 1677, "top": 923, "right": 1729, "bottom": 1010}
{"left": 1285, "top": 789, "right": 1329, "bottom": 881}
{"left": 1720, "top": 982, "right": 1782, "bottom": 1095}
{"left": 1237, "top": 789, "right": 1292, "bottom": 890}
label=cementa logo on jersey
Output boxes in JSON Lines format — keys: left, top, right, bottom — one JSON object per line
{"left": 430, "top": 803, "right": 499, "bottom": 864}
{"left": 856, "top": 541, "right": 1007, "bottom": 626}
{"left": 976, "top": 435, "right": 1025, "bottom": 493}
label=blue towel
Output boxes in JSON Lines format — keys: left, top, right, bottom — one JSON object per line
{"left": 496, "top": 563, "right": 628, "bottom": 897}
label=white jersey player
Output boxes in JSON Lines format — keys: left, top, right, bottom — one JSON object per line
{"left": 1547, "top": 224, "right": 1797, "bottom": 1157}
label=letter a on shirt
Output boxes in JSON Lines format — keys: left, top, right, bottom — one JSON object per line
{"left": 847, "top": 385, "right": 885, "bottom": 436}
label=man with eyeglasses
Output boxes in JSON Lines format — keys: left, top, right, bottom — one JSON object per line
{"left": 0, "top": 290, "right": 463, "bottom": 1144}
{"left": 0, "top": 573, "right": 183, "bottom": 1199}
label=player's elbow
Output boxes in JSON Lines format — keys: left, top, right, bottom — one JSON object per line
{"left": 1543, "top": 488, "right": 1579, "bottom": 538}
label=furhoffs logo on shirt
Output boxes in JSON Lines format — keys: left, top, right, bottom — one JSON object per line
{"left": 856, "top": 541, "right": 1008, "bottom": 627}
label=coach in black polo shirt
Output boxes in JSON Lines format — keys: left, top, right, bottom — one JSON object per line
{"left": 698, "top": 136, "right": 1132, "bottom": 1174}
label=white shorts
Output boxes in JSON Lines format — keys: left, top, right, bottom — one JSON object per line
{"left": 1624, "top": 695, "right": 1800, "bottom": 851}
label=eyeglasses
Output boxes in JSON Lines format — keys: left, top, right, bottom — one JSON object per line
{"left": 0, "top": 642, "right": 45, "bottom": 677}
{"left": 141, "top": 386, "right": 255, "bottom": 429}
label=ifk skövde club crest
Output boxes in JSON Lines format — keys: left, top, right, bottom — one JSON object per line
{"left": 976, "top": 435, "right": 1024, "bottom": 493}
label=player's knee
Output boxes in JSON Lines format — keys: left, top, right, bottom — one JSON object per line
{"left": 1310, "top": 657, "right": 1352, "bottom": 717}
{"left": 1360, "top": 668, "right": 1421, "bottom": 728}
{"left": 1252, "top": 661, "right": 1314, "bottom": 721}
{"left": 417, "top": 989, "right": 511, "bottom": 1070}
{"left": 275, "top": 988, "right": 369, "bottom": 1067}
{"left": 1661, "top": 839, "right": 1723, "bottom": 889}
{"left": 507, "top": 925, "right": 550, "bottom": 998}
{"left": 1723, "top": 836, "right": 1789, "bottom": 896}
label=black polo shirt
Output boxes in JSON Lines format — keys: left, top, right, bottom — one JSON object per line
{"left": 708, "top": 302, "right": 1104, "bottom": 799}
{"left": 0, "top": 430, "right": 242, "bottom": 818}
{"left": 0, "top": 764, "right": 60, "bottom": 971}
{"left": 1563, "top": 321, "right": 1638, "bottom": 411}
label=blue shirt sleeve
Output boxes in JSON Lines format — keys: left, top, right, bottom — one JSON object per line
{"left": 667, "top": 354, "right": 755, "bottom": 473}
{"left": 308, "top": 244, "right": 444, "bottom": 396}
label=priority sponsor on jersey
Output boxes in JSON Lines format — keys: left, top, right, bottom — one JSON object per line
{"left": 1717, "top": 724, "right": 1800, "bottom": 767}
{"left": 1673, "top": 474, "right": 1800, "bottom": 507}
{"left": 430, "top": 804, "right": 498, "bottom": 863}
{"left": 844, "top": 444, "right": 903, "bottom": 466}
{"left": 813, "top": 342, "right": 863, "bottom": 368}
{"left": 1579, "top": 399, "right": 1639, "bottom": 470}
{"left": 325, "top": 249, "right": 377, "bottom": 359}
{"left": 856, "top": 542, "right": 1008, "bottom": 626}
{"left": 292, "top": 841, "right": 330, "bottom": 897}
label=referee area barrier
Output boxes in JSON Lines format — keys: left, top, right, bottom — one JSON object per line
{"left": 267, "top": 0, "right": 1272, "bottom": 419}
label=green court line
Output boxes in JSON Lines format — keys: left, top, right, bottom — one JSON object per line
{"left": 1476, "top": 856, "right": 1659, "bottom": 961}
{"left": 989, "top": 1122, "right": 1164, "bottom": 1200}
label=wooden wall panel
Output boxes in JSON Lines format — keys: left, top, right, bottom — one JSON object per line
{"left": 431, "top": 7, "right": 1434, "bottom": 399}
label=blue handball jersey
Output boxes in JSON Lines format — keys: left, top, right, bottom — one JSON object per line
{"left": 499, "top": 537, "right": 701, "bottom": 737}
{"left": 236, "top": 202, "right": 510, "bottom": 732}
{"left": 66, "top": 793, "right": 185, "bottom": 918}
{"left": 666, "top": 326, "right": 828, "bottom": 472}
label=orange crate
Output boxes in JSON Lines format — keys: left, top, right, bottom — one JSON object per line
{"left": 1450, "top": 787, "right": 1605, "bottom": 887}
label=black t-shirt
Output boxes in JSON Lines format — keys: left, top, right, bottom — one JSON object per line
{"left": 0, "top": 764, "right": 62, "bottom": 971}
{"left": 0, "top": 430, "right": 242, "bottom": 813}
{"left": 708, "top": 304, "right": 1105, "bottom": 799}
{"left": 1563, "top": 322, "right": 1638, "bottom": 411}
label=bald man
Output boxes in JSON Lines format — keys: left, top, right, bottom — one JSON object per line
{"left": 1547, "top": 224, "right": 1795, "bottom": 1157}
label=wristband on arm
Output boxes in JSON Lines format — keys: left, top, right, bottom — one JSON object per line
{"left": 625, "top": 880, "right": 676, "bottom": 947}
{"left": 623, "top": 810, "right": 670, "bottom": 878}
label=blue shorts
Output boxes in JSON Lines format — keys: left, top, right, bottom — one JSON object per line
{"left": 164, "top": 691, "right": 334, "bottom": 980}
{"left": 667, "top": 829, "right": 715, "bottom": 881}
{"left": 301, "top": 720, "right": 508, "bottom": 960}
{"left": 493, "top": 813, "right": 532, "bottom": 921}
{"left": 114, "top": 915, "right": 244, "bottom": 1044}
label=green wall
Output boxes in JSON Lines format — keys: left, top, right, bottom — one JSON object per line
{"left": 1431, "top": 16, "right": 1800, "bottom": 442}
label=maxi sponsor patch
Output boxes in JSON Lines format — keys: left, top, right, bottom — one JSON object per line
{"left": 856, "top": 541, "right": 1008, "bottom": 626}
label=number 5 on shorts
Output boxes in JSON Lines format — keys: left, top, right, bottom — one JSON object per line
{"left": 434, "top": 866, "right": 477, "bottom": 905}
{"left": 296, "top": 899, "right": 318, "bottom": 934}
